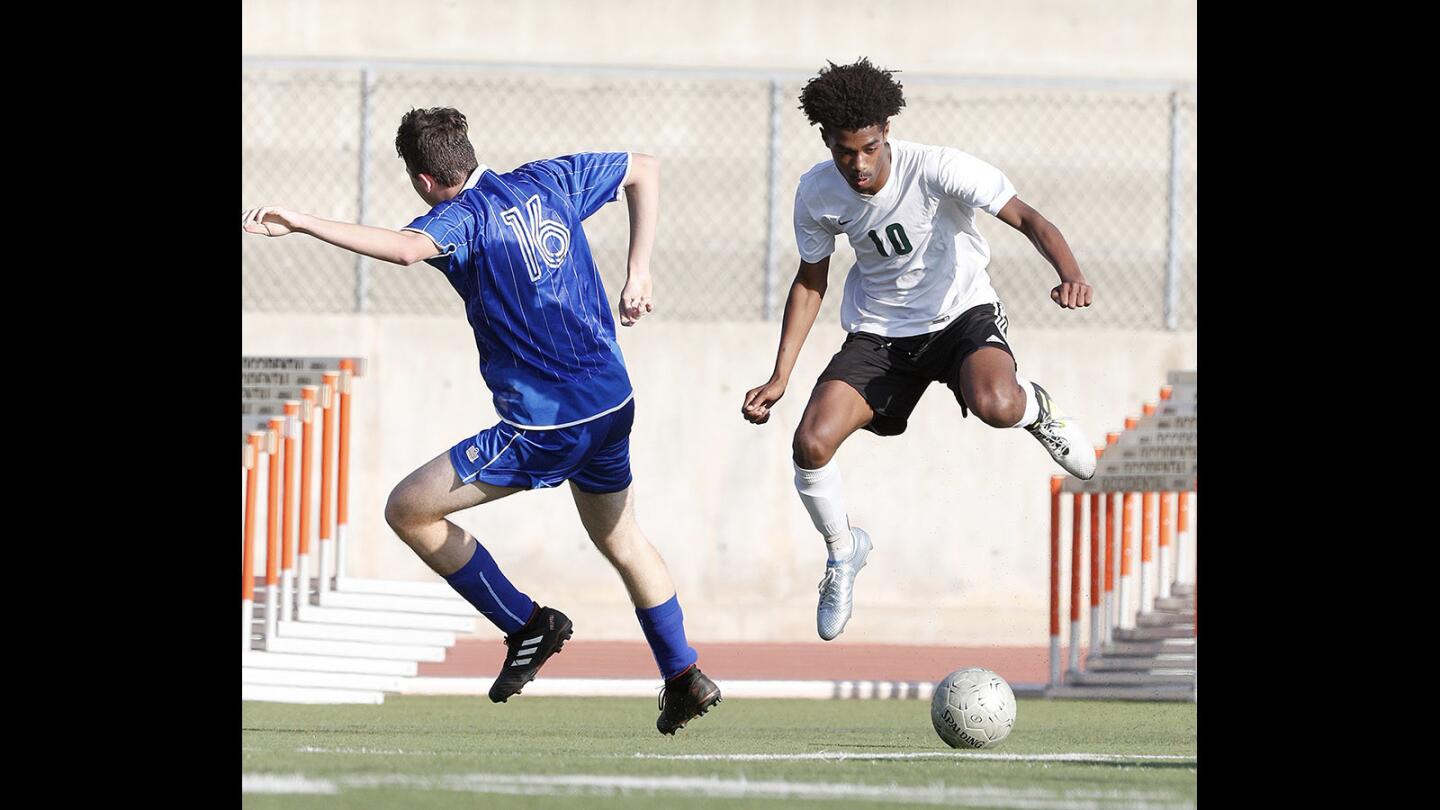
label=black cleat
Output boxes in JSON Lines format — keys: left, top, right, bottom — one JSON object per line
{"left": 656, "top": 665, "right": 721, "bottom": 735}
{"left": 488, "top": 605, "right": 573, "bottom": 703}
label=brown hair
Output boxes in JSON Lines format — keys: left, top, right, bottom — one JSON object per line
{"left": 394, "top": 107, "right": 479, "bottom": 186}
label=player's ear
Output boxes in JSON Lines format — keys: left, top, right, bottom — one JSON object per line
{"left": 819, "top": 127, "right": 833, "bottom": 148}
{"left": 881, "top": 122, "right": 890, "bottom": 141}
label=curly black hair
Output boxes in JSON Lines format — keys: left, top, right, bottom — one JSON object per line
{"left": 798, "top": 57, "right": 905, "bottom": 133}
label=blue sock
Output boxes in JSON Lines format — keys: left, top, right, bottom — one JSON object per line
{"left": 443, "top": 541, "right": 536, "bottom": 634}
{"left": 635, "top": 594, "right": 698, "bottom": 681}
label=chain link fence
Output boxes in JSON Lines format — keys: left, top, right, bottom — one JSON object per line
{"left": 243, "top": 62, "right": 1196, "bottom": 330}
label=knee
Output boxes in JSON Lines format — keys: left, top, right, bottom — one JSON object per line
{"left": 384, "top": 484, "right": 429, "bottom": 536}
{"left": 792, "top": 427, "right": 836, "bottom": 469}
{"left": 593, "top": 530, "right": 644, "bottom": 569}
{"left": 970, "top": 381, "right": 1026, "bottom": 428}
{"left": 595, "top": 535, "right": 631, "bottom": 567}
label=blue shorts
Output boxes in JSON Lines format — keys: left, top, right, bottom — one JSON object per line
{"left": 448, "top": 400, "right": 635, "bottom": 494}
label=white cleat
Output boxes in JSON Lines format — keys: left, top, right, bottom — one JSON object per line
{"left": 1024, "top": 382, "right": 1096, "bottom": 480}
{"left": 817, "top": 527, "right": 873, "bottom": 641}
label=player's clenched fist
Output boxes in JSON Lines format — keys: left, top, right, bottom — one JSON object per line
{"left": 618, "top": 273, "right": 654, "bottom": 327}
{"left": 241, "top": 206, "right": 303, "bottom": 237}
{"left": 741, "top": 378, "right": 787, "bottom": 424}
{"left": 1049, "top": 280, "right": 1094, "bottom": 309}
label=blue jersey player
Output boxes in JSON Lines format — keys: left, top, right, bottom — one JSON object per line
{"left": 242, "top": 107, "right": 720, "bottom": 734}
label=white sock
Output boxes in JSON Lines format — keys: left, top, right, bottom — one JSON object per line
{"left": 793, "top": 459, "right": 853, "bottom": 560}
{"left": 1012, "top": 375, "right": 1040, "bottom": 428}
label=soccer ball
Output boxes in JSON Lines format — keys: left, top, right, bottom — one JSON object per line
{"left": 930, "top": 667, "right": 1016, "bottom": 749}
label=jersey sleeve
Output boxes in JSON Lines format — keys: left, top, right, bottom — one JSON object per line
{"left": 402, "top": 198, "right": 477, "bottom": 268}
{"left": 532, "top": 152, "right": 632, "bottom": 220}
{"left": 931, "top": 147, "right": 1017, "bottom": 216}
{"left": 793, "top": 185, "right": 836, "bottom": 263}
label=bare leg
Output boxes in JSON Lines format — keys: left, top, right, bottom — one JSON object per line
{"left": 956, "top": 347, "right": 1028, "bottom": 428}
{"left": 383, "top": 449, "right": 523, "bottom": 576}
{"left": 957, "top": 347, "right": 1097, "bottom": 478}
{"left": 570, "top": 483, "right": 675, "bottom": 609}
{"left": 792, "top": 380, "right": 875, "bottom": 468}
{"left": 573, "top": 482, "right": 701, "bottom": 695}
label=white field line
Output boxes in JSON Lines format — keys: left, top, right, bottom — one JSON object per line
{"left": 241, "top": 774, "right": 337, "bottom": 794}
{"left": 270, "top": 746, "right": 1194, "bottom": 767}
{"left": 239, "top": 772, "right": 1191, "bottom": 809}
{"left": 632, "top": 751, "right": 1196, "bottom": 765}
{"left": 294, "top": 746, "right": 434, "bottom": 756}
{"left": 400, "top": 676, "right": 947, "bottom": 700}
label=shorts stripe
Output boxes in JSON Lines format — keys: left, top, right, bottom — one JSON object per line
{"left": 482, "top": 430, "right": 524, "bottom": 470}
{"left": 498, "top": 393, "right": 635, "bottom": 431}
{"left": 994, "top": 301, "right": 1008, "bottom": 335}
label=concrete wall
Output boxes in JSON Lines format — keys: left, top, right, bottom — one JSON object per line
{"left": 242, "top": 312, "right": 1196, "bottom": 645}
{"left": 241, "top": 0, "right": 1197, "bottom": 81}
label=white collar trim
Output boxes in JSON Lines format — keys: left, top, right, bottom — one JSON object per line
{"left": 462, "top": 165, "right": 489, "bottom": 190}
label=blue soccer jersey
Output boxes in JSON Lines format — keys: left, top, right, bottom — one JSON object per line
{"left": 403, "top": 153, "right": 634, "bottom": 429}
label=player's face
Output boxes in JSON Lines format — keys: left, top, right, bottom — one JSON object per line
{"left": 824, "top": 123, "right": 891, "bottom": 194}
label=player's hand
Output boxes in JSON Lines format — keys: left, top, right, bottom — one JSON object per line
{"left": 241, "top": 206, "right": 302, "bottom": 237}
{"left": 618, "top": 273, "right": 653, "bottom": 327}
{"left": 742, "top": 378, "right": 787, "bottom": 425}
{"left": 1049, "top": 279, "right": 1093, "bottom": 309}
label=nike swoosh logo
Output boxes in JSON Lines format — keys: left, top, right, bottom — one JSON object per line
{"left": 838, "top": 219, "right": 852, "bottom": 226}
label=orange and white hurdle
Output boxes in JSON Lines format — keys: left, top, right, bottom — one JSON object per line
{"left": 265, "top": 416, "right": 283, "bottom": 642}
{"left": 1046, "top": 371, "right": 1196, "bottom": 696}
{"left": 317, "top": 370, "right": 339, "bottom": 601}
{"left": 1048, "top": 476, "right": 1062, "bottom": 687}
{"left": 280, "top": 401, "right": 300, "bottom": 622}
{"left": 1104, "top": 432, "right": 1119, "bottom": 646}
{"left": 1088, "top": 447, "right": 1103, "bottom": 664}
{"left": 242, "top": 431, "right": 263, "bottom": 654}
{"left": 296, "top": 385, "right": 319, "bottom": 618}
{"left": 335, "top": 359, "right": 355, "bottom": 588}
{"left": 241, "top": 356, "right": 365, "bottom": 650}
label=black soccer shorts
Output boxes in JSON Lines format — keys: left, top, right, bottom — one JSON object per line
{"left": 816, "top": 301, "right": 1018, "bottom": 436}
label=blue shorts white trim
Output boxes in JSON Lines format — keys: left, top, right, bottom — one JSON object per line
{"left": 449, "top": 400, "right": 635, "bottom": 494}
{"left": 498, "top": 392, "right": 635, "bottom": 430}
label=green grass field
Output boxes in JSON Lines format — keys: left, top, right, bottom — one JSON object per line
{"left": 243, "top": 696, "right": 1196, "bottom": 809}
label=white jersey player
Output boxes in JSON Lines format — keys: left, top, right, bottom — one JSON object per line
{"left": 742, "top": 58, "right": 1097, "bottom": 641}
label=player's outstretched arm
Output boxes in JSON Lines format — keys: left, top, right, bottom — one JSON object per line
{"left": 741, "top": 256, "right": 830, "bottom": 425}
{"left": 995, "top": 197, "right": 1093, "bottom": 309}
{"left": 241, "top": 206, "right": 441, "bottom": 267}
{"left": 617, "top": 154, "right": 660, "bottom": 327}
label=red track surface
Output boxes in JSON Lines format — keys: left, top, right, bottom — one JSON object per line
{"left": 421, "top": 640, "right": 1085, "bottom": 684}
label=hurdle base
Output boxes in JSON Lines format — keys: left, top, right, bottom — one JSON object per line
{"left": 1044, "top": 684, "right": 1195, "bottom": 702}
{"left": 315, "top": 589, "right": 479, "bottom": 617}
{"left": 294, "top": 602, "right": 476, "bottom": 633}
{"left": 334, "top": 575, "right": 464, "bottom": 600}
{"left": 242, "top": 683, "right": 384, "bottom": 705}
{"left": 258, "top": 634, "right": 447, "bottom": 662}
{"left": 242, "top": 666, "right": 407, "bottom": 693}
{"left": 1085, "top": 652, "right": 1195, "bottom": 672}
{"left": 243, "top": 650, "right": 417, "bottom": 677}
{"left": 1114, "top": 624, "right": 1195, "bottom": 642}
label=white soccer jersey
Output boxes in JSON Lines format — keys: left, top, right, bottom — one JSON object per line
{"left": 793, "top": 139, "right": 1017, "bottom": 338}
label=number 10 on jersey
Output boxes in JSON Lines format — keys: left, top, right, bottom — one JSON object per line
{"left": 867, "top": 223, "right": 913, "bottom": 257}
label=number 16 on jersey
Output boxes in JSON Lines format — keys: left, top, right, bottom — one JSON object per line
{"left": 500, "top": 195, "right": 572, "bottom": 282}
